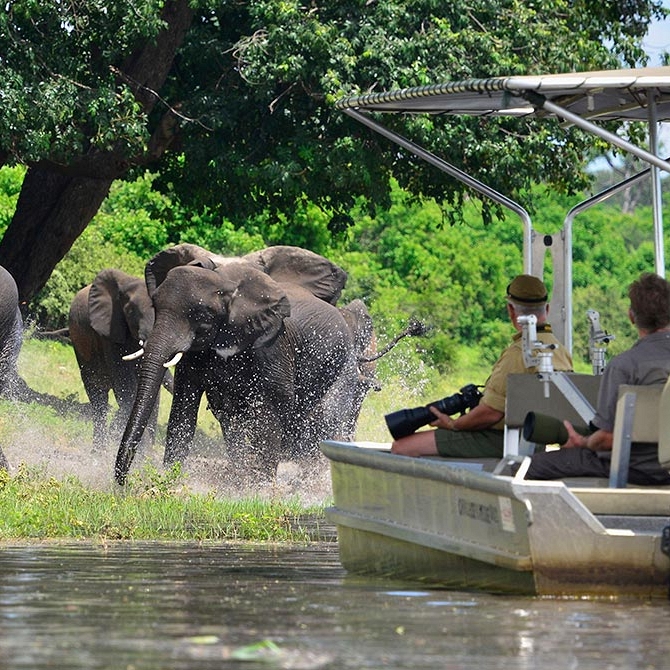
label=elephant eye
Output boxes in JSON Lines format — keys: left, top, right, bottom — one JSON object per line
{"left": 189, "top": 304, "right": 217, "bottom": 338}
{"left": 195, "top": 322, "right": 214, "bottom": 336}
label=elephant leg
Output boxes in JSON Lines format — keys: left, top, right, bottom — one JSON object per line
{"left": 87, "top": 387, "right": 110, "bottom": 450}
{"left": 291, "top": 365, "right": 359, "bottom": 459}
{"left": 210, "top": 392, "right": 284, "bottom": 482}
{"left": 74, "top": 351, "right": 112, "bottom": 449}
{"left": 164, "top": 380, "right": 203, "bottom": 466}
{"left": 0, "top": 310, "right": 24, "bottom": 399}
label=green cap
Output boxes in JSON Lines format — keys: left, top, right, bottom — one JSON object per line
{"left": 506, "top": 274, "right": 548, "bottom": 305}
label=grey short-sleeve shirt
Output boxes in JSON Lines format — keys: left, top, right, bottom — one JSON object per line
{"left": 592, "top": 331, "right": 670, "bottom": 432}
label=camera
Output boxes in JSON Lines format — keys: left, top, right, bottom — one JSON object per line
{"left": 384, "top": 383, "right": 483, "bottom": 440}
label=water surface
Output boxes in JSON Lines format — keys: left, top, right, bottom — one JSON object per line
{"left": 0, "top": 541, "right": 669, "bottom": 669}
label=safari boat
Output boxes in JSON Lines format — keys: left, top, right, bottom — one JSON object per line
{"left": 322, "top": 437, "right": 670, "bottom": 598}
{"left": 321, "top": 67, "right": 670, "bottom": 598}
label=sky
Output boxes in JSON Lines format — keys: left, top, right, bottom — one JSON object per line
{"left": 644, "top": 1, "right": 670, "bottom": 65}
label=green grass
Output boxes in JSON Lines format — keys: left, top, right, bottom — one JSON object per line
{"left": 0, "top": 462, "right": 326, "bottom": 542}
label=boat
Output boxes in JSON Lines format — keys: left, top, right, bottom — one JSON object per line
{"left": 322, "top": 439, "right": 670, "bottom": 598}
{"left": 321, "top": 67, "right": 670, "bottom": 597}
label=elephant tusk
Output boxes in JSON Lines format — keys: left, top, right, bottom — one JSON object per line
{"left": 122, "top": 348, "right": 144, "bottom": 361}
{"left": 163, "top": 351, "right": 184, "bottom": 368}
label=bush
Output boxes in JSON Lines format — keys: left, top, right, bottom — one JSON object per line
{"left": 28, "top": 227, "right": 145, "bottom": 329}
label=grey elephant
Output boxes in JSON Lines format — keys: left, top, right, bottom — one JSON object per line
{"left": 69, "top": 268, "right": 170, "bottom": 449}
{"left": 332, "top": 298, "right": 380, "bottom": 440}
{"left": 0, "top": 265, "right": 30, "bottom": 470}
{"left": 114, "top": 244, "right": 361, "bottom": 484}
{"left": 0, "top": 265, "right": 27, "bottom": 399}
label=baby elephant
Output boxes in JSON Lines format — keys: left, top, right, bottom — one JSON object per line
{"left": 69, "top": 268, "right": 169, "bottom": 450}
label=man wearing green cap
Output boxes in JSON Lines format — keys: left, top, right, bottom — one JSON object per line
{"left": 391, "top": 274, "right": 573, "bottom": 459}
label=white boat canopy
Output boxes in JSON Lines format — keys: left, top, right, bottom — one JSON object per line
{"left": 336, "top": 66, "right": 670, "bottom": 353}
{"left": 336, "top": 66, "right": 670, "bottom": 123}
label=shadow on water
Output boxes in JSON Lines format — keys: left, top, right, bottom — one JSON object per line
{"left": 1, "top": 541, "right": 670, "bottom": 670}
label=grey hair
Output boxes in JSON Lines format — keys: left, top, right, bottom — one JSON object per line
{"left": 508, "top": 300, "right": 548, "bottom": 320}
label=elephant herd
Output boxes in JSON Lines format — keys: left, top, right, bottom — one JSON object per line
{"left": 0, "top": 244, "right": 421, "bottom": 485}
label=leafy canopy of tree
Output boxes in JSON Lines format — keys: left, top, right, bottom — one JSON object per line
{"left": 0, "top": 0, "right": 666, "bottom": 302}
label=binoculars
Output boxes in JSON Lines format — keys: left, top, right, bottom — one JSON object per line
{"left": 384, "top": 383, "right": 482, "bottom": 440}
{"left": 523, "top": 411, "right": 590, "bottom": 445}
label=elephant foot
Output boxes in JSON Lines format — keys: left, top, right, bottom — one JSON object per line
{"left": 0, "top": 447, "right": 9, "bottom": 471}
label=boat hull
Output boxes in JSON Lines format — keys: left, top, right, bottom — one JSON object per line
{"left": 322, "top": 441, "right": 670, "bottom": 598}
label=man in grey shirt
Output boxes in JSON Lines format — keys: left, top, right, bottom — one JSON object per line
{"left": 525, "top": 272, "right": 670, "bottom": 485}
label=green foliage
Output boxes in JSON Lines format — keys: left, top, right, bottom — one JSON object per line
{"left": 156, "top": 0, "right": 665, "bottom": 230}
{"left": 0, "top": 1, "right": 167, "bottom": 164}
{"left": 0, "top": 165, "right": 23, "bottom": 235}
{"left": 94, "top": 173, "right": 173, "bottom": 256}
{"left": 337, "top": 187, "right": 525, "bottom": 371}
{"left": 0, "top": 0, "right": 665, "bottom": 307}
{"left": 30, "top": 226, "right": 145, "bottom": 329}
{"left": 27, "top": 169, "right": 275, "bottom": 327}
{"left": 9, "top": 164, "right": 669, "bottom": 377}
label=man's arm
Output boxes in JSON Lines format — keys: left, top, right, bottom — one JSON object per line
{"left": 429, "top": 401, "right": 504, "bottom": 432}
{"left": 563, "top": 421, "right": 613, "bottom": 451}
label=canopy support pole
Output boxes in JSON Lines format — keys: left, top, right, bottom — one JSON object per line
{"left": 527, "top": 93, "right": 670, "bottom": 174}
{"left": 528, "top": 92, "right": 667, "bottom": 276}
{"left": 648, "top": 97, "right": 665, "bottom": 276}
{"left": 343, "top": 108, "right": 534, "bottom": 273}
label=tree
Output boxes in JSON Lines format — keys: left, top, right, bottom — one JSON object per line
{"left": 0, "top": 0, "right": 193, "bottom": 301}
{"left": 0, "top": 0, "right": 665, "bottom": 304}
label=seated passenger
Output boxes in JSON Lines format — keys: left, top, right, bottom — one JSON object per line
{"left": 524, "top": 272, "right": 670, "bottom": 485}
{"left": 391, "top": 275, "right": 573, "bottom": 459}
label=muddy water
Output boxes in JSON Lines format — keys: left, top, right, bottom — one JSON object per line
{"left": 0, "top": 541, "right": 669, "bottom": 670}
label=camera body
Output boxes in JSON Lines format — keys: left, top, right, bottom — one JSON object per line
{"left": 384, "top": 383, "right": 482, "bottom": 440}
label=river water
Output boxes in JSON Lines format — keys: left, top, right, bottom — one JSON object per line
{"left": 0, "top": 540, "right": 669, "bottom": 670}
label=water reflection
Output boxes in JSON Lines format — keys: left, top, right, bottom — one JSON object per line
{"left": 0, "top": 541, "right": 669, "bottom": 669}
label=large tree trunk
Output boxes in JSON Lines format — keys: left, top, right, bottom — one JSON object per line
{"left": 0, "top": 170, "right": 113, "bottom": 304}
{"left": 0, "top": 0, "right": 194, "bottom": 304}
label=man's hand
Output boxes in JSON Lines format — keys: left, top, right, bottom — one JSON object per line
{"left": 562, "top": 420, "right": 588, "bottom": 448}
{"left": 428, "top": 405, "right": 457, "bottom": 430}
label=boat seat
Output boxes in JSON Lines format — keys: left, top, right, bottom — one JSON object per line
{"left": 608, "top": 377, "right": 670, "bottom": 488}
{"left": 504, "top": 373, "right": 600, "bottom": 457}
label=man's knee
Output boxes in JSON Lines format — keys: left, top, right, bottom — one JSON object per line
{"left": 391, "top": 431, "right": 438, "bottom": 457}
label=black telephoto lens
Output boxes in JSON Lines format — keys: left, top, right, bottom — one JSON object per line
{"left": 384, "top": 384, "right": 482, "bottom": 440}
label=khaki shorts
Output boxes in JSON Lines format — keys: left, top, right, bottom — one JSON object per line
{"left": 434, "top": 428, "right": 504, "bottom": 458}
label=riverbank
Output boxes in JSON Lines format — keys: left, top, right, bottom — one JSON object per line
{"left": 0, "top": 336, "right": 486, "bottom": 541}
{"left": 0, "top": 462, "right": 333, "bottom": 542}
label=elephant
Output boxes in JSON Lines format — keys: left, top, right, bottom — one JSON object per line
{"left": 335, "top": 298, "right": 380, "bottom": 438}
{"left": 114, "top": 244, "right": 361, "bottom": 484}
{"left": 0, "top": 265, "right": 30, "bottom": 470}
{"left": 0, "top": 265, "right": 27, "bottom": 400}
{"left": 69, "top": 268, "right": 171, "bottom": 450}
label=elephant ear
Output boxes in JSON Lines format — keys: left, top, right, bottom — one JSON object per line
{"left": 89, "top": 269, "right": 138, "bottom": 343}
{"left": 244, "top": 246, "right": 347, "bottom": 305}
{"left": 145, "top": 243, "right": 232, "bottom": 296}
{"left": 213, "top": 264, "right": 291, "bottom": 354}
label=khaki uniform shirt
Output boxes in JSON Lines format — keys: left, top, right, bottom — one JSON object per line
{"left": 481, "top": 325, "right": 574, "bottom": 430}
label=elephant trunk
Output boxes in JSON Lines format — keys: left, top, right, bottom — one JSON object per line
{"left": 114, "top": 328, "right": 190, "bottom": 485}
